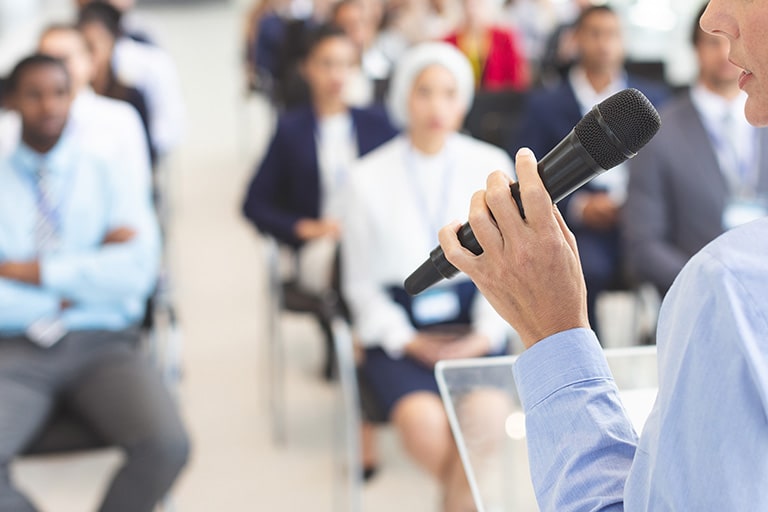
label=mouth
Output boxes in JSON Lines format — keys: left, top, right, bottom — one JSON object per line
{"left": 738, "top": 69, "right": 754, "bottom": 89}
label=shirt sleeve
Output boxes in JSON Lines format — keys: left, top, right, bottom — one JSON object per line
{"left": 39, "top": 157, "right": 160, "bottom": 303}
{"left": 513, "top": 328, "right": 638, "bottom": 512}
{"left": 341, "top": 176, "right": 416, "bottom": 358}
{"left": 0, "top": 278, "right": 60, "bottom": 331}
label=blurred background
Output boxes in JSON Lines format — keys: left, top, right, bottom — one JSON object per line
{"left": 0, "top": 0, "right": 738, "bottom": 510}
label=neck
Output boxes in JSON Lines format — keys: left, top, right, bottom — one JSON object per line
{"left": 410, "top": 131, "right": 447, "bottom": 155}
{"left": 583, "top": 67, "right": 616, "bottom": 93}
{"left": 22, "top": 132, "right": 60, "bottom": 154}
{"left": 314, "top": 97, "right": 347, "bottom": 118}
{"left": 700, "top": 78, "right": 742, "bottom": 101}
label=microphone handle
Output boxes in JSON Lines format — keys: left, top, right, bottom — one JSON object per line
{"left": 426, "top": 130, "right": 603, "bottom": 282}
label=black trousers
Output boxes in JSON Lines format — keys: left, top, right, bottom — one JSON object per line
{"left": 0, "top": 329, "right": 189, "bottom": 512}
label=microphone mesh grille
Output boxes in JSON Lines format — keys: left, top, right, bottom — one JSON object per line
{"left": 574, "top": 88, "right": 661, "bottom": 170}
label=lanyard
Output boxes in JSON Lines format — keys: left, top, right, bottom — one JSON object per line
{"left": 404, "top": 144, "right": 456, "bottom": 246}
{"left": 704, "top": 119, "right": 761, "bottom": 197}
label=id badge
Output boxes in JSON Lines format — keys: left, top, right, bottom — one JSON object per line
{"left": 412, "top": 288, "right": 461, "bottom": 325}
{"left": 26, "top": 317, "right": 67, "bottom": 348}
{"left": 722, "top": 197, "right": 768, "bottom": 231}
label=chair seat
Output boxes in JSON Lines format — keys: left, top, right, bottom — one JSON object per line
{"left": 24, "top": 409, "right": 109, "bottom": 456}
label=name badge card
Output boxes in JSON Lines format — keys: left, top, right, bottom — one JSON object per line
{"left": 412, "top": 288, "right": 461, "bottom": 325}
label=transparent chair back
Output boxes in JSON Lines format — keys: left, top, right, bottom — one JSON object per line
{"left": 435, "top": 345, "right": 658, "bottom": 512}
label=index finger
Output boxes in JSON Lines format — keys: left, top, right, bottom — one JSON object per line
{"left": 514, "top": 148, "right": 555, "bottom": 228}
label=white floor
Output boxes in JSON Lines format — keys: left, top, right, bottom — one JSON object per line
{"left": 7, "top": 2, "right": 655, "bottom": 510}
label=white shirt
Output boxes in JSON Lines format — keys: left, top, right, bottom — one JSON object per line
{"left": 0, "top": 89, "right": 151, "bottom": 195}
{"left": 114, "top": 37, "right": 185, "bottom": 155}
{"left": 316, "top": 112, "right": 357, "bottom": 219}
{"left": 569, "top": 66, "right": 630, "bottom": 207}
{"left": 690, "top": 83, "right": 758, "bottom": 196}
{"left": 342, "top": 133, "right": 514, "bottom": 357}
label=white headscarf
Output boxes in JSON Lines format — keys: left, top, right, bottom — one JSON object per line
{"left": 386, "top": 42, "right": 475, "bottom": 129}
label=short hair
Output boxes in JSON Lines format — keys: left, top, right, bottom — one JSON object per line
{"left": 5, "top": 54, "right": 69, "bottom": 94}
{"left": 576, "top": 4, "right": 618, "bottom": 30}
{"left": 302, "top": 24, "right": 351, "bottom": 60}
{"left": 691, "top": 4, "right": 709, "bottom": 47}
{"left": 78, "top": 1, "right": 123, "bottom": 39}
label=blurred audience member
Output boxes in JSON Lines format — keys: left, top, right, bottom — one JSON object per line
{"left": 78, "top": 1, "right": 185, "bottom": 157}
{"left": 501, "top": 0, "right": 559, "bottom": 70}
{"left": 76, "top": 0, "right": 159, "bottom": 46}
{"left": 538, "top": 0, "right": 592, "bottom": 83}
{"left": 331, "top": 0, "right": 396, "bottom": 104}
{"left": 624, "top": 5, "right": 768, "bottom": 296}
{"left": 0, "top": 25, "right": 152, "bottom": 197}
{"left": 444, "top": 0, "right": 530, "bottom": 91}
{"left": 77, "top": 7, "right": 155, "bottom": 164}
{"left": 342, "top": 43, "right": 511, "bottom": 511}
{"left": 245, "top": 0, "right": 288, "bottom": 91}
{"left": 0, "top": 54, "right": 188, "bottom": 512}
{"left": 243, "top": 25, "right": 396, "bottom": 287}
{"left": 514, "top": 5, "right": 668, "bottom": 331}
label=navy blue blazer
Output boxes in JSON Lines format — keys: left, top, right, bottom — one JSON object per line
{"left": 512, "top": 75, "right": 670, "bottom": 302}
{"left": 242, "top": 106, "right": 397, "bottom": 247}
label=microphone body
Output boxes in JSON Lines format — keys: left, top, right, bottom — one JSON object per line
{"left": 404, "top": 88, "right": 662, "bottom": 296}
{"left": 407, "top": 130, "right": 603, "bottom": 292}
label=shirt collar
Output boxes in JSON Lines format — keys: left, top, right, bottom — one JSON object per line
{"left": 690, "top": 82, "right": 748, "bottom": 128}
{"left": 569, "top": 66, "right": 627, "bottom": 116}
{"left": 11, "top": 132, "right": 74, "bottom": 177}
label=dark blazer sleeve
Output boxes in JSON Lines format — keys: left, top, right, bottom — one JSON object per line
{"left": 242, "top": 118, "right": 305, "bottom": 246}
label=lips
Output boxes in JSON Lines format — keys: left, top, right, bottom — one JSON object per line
{"left": 738, "top": 69, "right": 754, "bottom": 89}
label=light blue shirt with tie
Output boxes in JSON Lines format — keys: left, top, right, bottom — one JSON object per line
{"left": 0, "top": 135, "right": 160, "bottom": 335}
{"left": 513, "top": 216, "right": 768, "bottom": 510}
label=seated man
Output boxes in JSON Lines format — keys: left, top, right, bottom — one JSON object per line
{"left": 0, "top": 55, "right": 188, "bottom": 512}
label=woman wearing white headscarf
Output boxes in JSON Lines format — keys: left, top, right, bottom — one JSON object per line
{"left": 342, "top": 42, "right": 513, "bottom": 509}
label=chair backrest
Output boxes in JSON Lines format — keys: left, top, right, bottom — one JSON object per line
{"left": 462, "top": 90, "right": 527, "bottom": 149}
{"left": 436, "top": 345, "right": 658, "bottom": 512}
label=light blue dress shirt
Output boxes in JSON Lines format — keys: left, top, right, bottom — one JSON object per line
{"left": 0, "top": 135, "right": 160, "bottom": 335}
{"left": 513, "top": 216, "right": 768, "bottom": 511}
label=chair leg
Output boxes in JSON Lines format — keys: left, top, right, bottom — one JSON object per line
{"left": 265, "top": 239, "right": 287, "bottom": 446}
{"left": 330, "top": 318, "right": 364, "bottom": 512}
{"left": 319, "top": 318, "right": 337, "bottom": 381}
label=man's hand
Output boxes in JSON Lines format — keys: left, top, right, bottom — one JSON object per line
{"left": 294, "top": 218, "right": 341, "bottom": 241}
{"left": 581, "top": 193, "right": 619, "bottom": 231}
{"left": 438, "top": 148, "right": 590, "bottom": 349}
{"left": 102, "top": 227, "right": 137, "bottom": 245}
{"left": 404, "top": 332, "right": 491, "bottom": 367}
{"left": 0, "top": 261, "right": 41, "bottom": 285}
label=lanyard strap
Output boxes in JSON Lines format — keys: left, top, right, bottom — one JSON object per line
{"left": 705, "top": 119, "right": 761, "bottom": 197}
{"left": 404, "top": 145, "right": 455, "bottom": 246}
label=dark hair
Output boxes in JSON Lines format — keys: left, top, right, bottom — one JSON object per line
{"left": 6, "top": 54, "right": 69, "bottom": 93}
{"left": 691, "top": 4, "right": 709, "bottom": 47}
{"left": 302, "top": 24, "right": 351, "bottom": 60}
{"left": 78, "top": 1, "right": 123, "bottom": 39}
{"left": 576, "top": 4, "right": 617, "bottom": 30}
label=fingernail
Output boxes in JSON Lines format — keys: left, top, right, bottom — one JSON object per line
{"left": 516, "top": 147, "right": 533, "bottom": 158}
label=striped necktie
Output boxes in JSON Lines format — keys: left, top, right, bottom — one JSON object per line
{"left": 33, "top": 165, "right": 61, "bottom": 253}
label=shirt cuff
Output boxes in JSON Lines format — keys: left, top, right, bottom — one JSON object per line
{"left": 513, "top": 328, "right": 613, "bottom": 412}
{"left": 39, "top": 253, "right": 78, "bottom": 295}
{"left": 379, "top": 323, "right": 417, "bottom": 359}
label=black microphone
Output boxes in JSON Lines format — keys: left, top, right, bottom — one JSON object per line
{"left": 404, "top": 88, "right": 661, "bottom": 296}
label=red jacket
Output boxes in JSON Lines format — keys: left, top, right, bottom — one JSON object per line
{"left": 445, "top": 26, "right": 530, "bottom": 92}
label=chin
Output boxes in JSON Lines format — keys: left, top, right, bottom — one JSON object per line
{"left": 744, "top": 97, "right": 768, "bottom": 127}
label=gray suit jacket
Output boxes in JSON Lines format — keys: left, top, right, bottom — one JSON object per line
{"left": 623, "top": 91, "right": 768, "bottom": 294}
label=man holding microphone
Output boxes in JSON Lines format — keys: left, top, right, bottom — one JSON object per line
{"left": 437, "top": 0, "right": 768, "bottom": 509}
